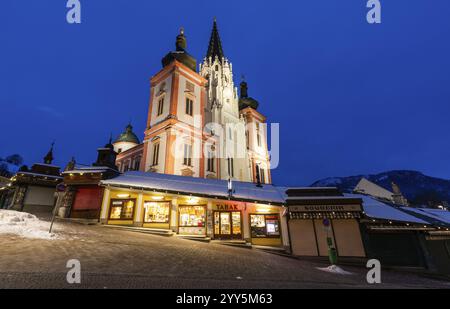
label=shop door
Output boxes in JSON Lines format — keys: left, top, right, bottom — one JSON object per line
{"left": 214, "top": 211, "right": 242, "bottom": 239}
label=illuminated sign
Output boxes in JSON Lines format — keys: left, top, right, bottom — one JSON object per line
{"left": 289, "top": 205, "right": 361, "bottom": 212}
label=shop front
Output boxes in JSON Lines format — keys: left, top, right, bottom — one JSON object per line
{"left": 287, "top": 202, "right": 366, "bottom": 258}
{"left": 99, "top": 172, "right": 289, "bottom": 248}
{"left": 247, "top": 204, "right": 283, "bottom": 247}
{"left": 212, "top": 202, "right": 243, "bottom": 240}
{"left": 178, "top": 205, "right": 207, "bottom": 235}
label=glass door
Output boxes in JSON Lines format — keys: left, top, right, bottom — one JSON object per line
{"left": 231, "top": 212, "right": 242, "bottom": 237}
{"left": 220, "top": 212, "right": 231, "bottom": 235}
{"left": 214, "top": 211, "right": 242, "bottom": 239}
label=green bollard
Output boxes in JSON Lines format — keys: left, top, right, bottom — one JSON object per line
{"left": 327, "top": 237, "right": 337, "bottom": 265}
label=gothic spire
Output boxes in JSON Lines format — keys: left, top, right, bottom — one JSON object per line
{"left": 206, "top": 18, "right": 225, "bottom": 62}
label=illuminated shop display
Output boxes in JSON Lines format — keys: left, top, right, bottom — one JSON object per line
{"left": 214, "top": 211, "right": 242, "bottom": 238}
{"left": 178, "top": 205, "right": 206, "bottom": 235}
{"left": 109, "top": 199, "right": 135, "bottom": 220}
{"left": 143, "top": 201, "right": 170, "bottom": 223}
{"left": 250, "top": 214, "right": 280, "bottom": 237}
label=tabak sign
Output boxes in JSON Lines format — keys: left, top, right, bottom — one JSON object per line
{"left": 289, "top": 205, "right": 362, "bottom": 212}
{"left": 213, "top": 202, "right": 243, "bottom": 211}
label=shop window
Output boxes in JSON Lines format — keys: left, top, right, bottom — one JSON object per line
{"left": 179, "top": 206, "right": 205, "bottom": 227}
{"left": 109, "top": 199, "right": 135, "bottom": 220}
{"left": 143, "top": 201, "right": 170, "bottom": 223}
{"left": 250, "top": 214, "right": 280, "bottom": 238}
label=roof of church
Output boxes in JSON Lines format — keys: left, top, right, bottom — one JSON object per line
{"left": 114, "top": 124, "right": 140, "bottom": 145}
{"left": 206, "top": 19, "right": 225, "bottom": 62}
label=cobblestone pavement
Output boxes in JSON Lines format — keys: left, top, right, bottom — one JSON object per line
{"left": 1, "top": 220, "right": 449, "bottom": 289}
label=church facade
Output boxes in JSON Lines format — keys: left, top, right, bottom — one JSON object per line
{"left": 114, "top": 20, "right": 271, "bottom": 184}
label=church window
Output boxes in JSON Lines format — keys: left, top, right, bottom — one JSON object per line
{"left": 183, "top": 144, "right": 192, "bottom": 167}
{"left": 185, "top": 98, "right": 193, "bottom": 116}
{"left": 260, "top": 167, "right": 266, "bottom": 184}
{"left": 227, "top": 158, "right": 234, "bottom": 177}
{"left": 186, "top": 81, "right": 195, "bottom": 93}
{"left": 207, "top": 151, "right": 215, "bottom": 173}
{"left": 256, "top": 125, "right": 261, "bottom": 147}
{"left": 134, "top": 156, "right": 141, "bottom": 171}
{"left": 159, "top": 82, "right": 166, "bottom": 93}
{"left": 157, "top": 98, "right": 164, "bottom": 116}
{"left": 246, "top": 130, "right": 249, "bottom": 150}
{"left": 152, "top": 143, "right": 160, "bottom": 166}
{"left": 215, "top": 65, "right": 219, "bottom": 71}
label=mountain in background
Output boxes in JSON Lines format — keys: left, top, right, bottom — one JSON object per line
{"left": 311, "top": 170, "right": 450, "bottom": 206}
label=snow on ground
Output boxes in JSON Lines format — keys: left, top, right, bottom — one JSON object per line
{"left": 316, "top": 265, "right": 354, "bottom": 275}
{"left": 0, "top": 210, "right": 60, "bottom": 240}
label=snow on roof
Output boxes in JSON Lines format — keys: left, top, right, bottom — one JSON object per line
{"left": 101, "top": 171, "right": 285, "bottom": 204}
{"left": 347, "top": 194, "right": 428, "bottom": 224}
{"left": 63, "top": 170, "right": 108, "bottom": 174}
{"left": 62, "top": 166, "right": 112, "bottom": 174}
{"left": 17, "top": 172, "right": 62, "bottom": 179}
{"left": 73, "top": 165, "right": 110, "bottom": 170}
{"left": 400, "top": 207, "right": 450, "bottom": 225}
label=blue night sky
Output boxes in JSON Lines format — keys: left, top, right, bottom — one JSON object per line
{"left": 1, "top": 1, "right": 450, "bottom": 186}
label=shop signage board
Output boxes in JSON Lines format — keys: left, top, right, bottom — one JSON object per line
{"left": 289, "top": 204, "right": 362, "bottom": 212}
{"left": 213, "top": 203, "right": 243, "bottom": 211}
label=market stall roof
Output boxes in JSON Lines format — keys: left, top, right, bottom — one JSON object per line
{"left": 347, "top": 194, "right": 429, "bottom": 224}
{"left": 100, "top": 171, "right": 286, "bottom": 205}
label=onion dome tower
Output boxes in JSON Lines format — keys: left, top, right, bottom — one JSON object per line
{"left": 113, "top": 123, "right": 140, "bottom": 154}
{"left": 238, "top": 78, "right": 259, "bottom": 110}
{"left": 161, "top": 28, "right": 197, "bottom": 72}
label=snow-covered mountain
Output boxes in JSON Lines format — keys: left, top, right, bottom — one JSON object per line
{"left": 311, "top": 170, "right": 450, "bottom": 206}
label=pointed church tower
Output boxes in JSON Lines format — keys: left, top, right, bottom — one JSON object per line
{"left": 44, "top": 142, "right": 55, "bottom": 165}
{"left": 200, "top": 19, "right": 251, "bottom": 182}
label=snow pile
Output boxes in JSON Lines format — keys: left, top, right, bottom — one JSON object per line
{"left": 316, "top": 265, "right": 353, "bottom": 275}
{"left": 0, "top": 210, "right": 59, "bottom": 240}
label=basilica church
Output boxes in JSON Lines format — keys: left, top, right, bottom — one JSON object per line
{"left": 113, "top": 20, "right": 271, "bottom": 185}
